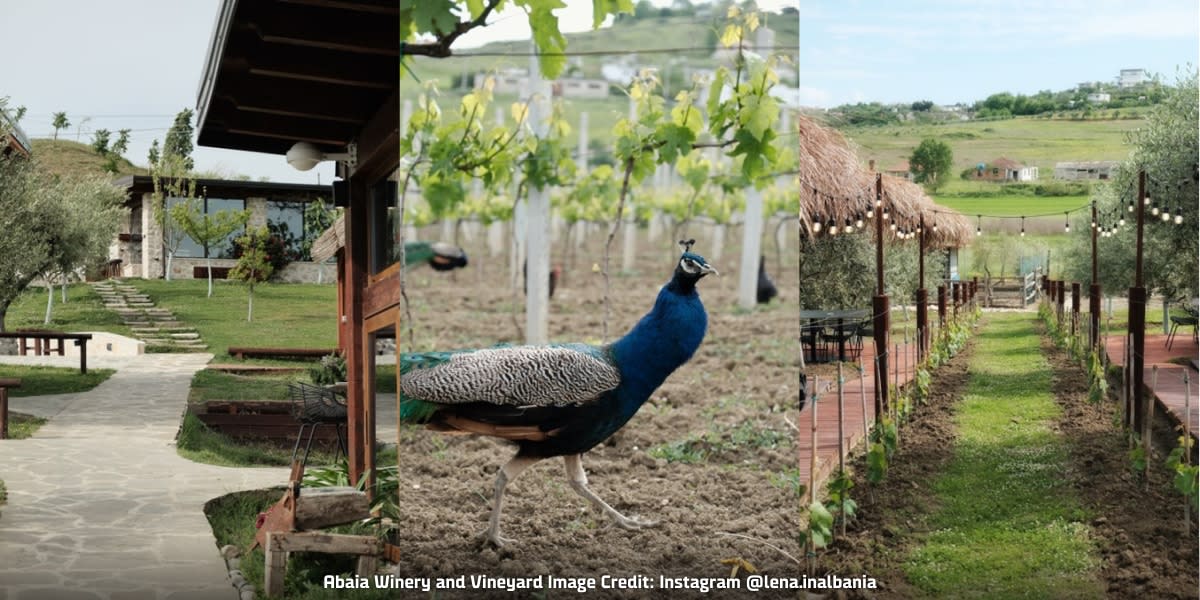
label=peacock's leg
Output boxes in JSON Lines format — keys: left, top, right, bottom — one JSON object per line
{"left": 563, "top": 454, "right": 657, "bottom": 530}
{"left": 477, "top": 454, "right": 541, "bottom": 548}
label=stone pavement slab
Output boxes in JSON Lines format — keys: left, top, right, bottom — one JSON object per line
{"left": 0, "top": 353, "right": 287, "bottom": 599}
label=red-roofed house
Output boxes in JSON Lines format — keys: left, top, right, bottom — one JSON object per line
{"left": 970, "top": 157, "right": 1039, "bottom": 182}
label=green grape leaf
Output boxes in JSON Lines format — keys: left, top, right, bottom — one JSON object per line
{"left": 406, "top": 0, "right": 458, "bottom": 37}
{"left": 525, "top": 0, "right": 569, "bottom": 79}
{"left": 592, "top": 0, "right": 634, "bottom": 28}
{"left": 655, "top": 123, "right": 696, "bottom": 166}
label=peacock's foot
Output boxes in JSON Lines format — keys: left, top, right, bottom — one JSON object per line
{"left": 609, "top": 513, "right": 658, "bottom": 530}
{"left": 475, "top": 527, "right": 515, "bottom": 548}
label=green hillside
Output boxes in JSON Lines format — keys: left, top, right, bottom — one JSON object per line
{"left": 30, "top": 138, "right": 146, "bottom": 179}
{"left": 837, "top": 117, "right": 1142, "bottom": 180}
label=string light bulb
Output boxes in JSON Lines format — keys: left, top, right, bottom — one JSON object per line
{"left": 1174, "top": 206, "right": 1183, "bottom": 225}
{"left": 1064, "top": 212, "right": 1070, "bottom": 233}
{"left": 882, "top": 207, "right": 890, "bottom": 220}
{"left": 856, "top": 213, "right": 864, "bottom": 228}
{"left": 828, "top": 218, "right": 838, "bottom": 236}
{"left": 1020, "top": 216, "right": 1025, "bottom": 237}
{"left": 1119, "top": 216, "right": 1126, "bottom": 226}
{"left": 844, "top": 218, "right": 854, "bottom": 234}
{"left": 866, "top": 207, "right": 874, "bottom": 219}
{"left": 1151, "top": 204, "right": 1160, "bottom": 216}
{"left": 1128, "top": 199, "right": 1134, "bottom": 213}
{"left": 976, "top": 215, "right": 982, "bottom": 236}
{"left": 812, "top": 215, "right": 822, "bottom": 234}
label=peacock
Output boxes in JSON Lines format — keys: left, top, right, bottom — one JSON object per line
{"left": 401, "top": 241, "right": 468, "bottom": 271}
{"left": 756, "top": 255, "right": 778, "bottom": 304}
{"left": 399, "top": 241, "right": 717, "bottom": 547}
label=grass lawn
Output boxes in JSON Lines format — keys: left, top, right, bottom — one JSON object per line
{"left": 842, "top": 117, "right": 1142, "bottom": 176}
{"left": 131, "top": 279, "right": 338, "bottom": 363}
{"left": 0, "top": 365, "right": 114, "bottom": 397}
{"left": 903, "top": 313, "right": 1101, "bottom": 597}
{"left": 5, "top": 283, "right": 135, "bottom": 339}
{"left": 935, "top": 195, "right": 1090, "bottom": 217}
{"left": 6, "top": 412, "right": 48, "bottom": 439}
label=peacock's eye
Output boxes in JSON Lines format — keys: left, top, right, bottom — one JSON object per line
{"left": 681, "top": 258, "right": 701, "bottom": 274}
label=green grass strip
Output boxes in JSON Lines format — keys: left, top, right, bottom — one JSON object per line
{"left": 904, "top": 313, "right": 1101, "bottom": 598}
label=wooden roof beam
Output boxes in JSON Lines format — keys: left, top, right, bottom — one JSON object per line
{"left": 247, "top": 5, "right": 397, "bottom": 56}
{"left": 275, "top": 0, "right": 399, "bottom": 16}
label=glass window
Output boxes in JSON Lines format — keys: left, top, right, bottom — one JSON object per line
{"left": 267, "top": 200, "right": 305, "bottom": 261}
{"left": 166, "top": 197, "right": 246, "bottom": 259}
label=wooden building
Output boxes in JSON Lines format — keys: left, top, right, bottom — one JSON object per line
{"left": 195, "top": 0, "right": 400, "bottom": 486}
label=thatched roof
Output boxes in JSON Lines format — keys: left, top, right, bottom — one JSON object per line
{"left": 310, "top": 213, "right": 345, "bottom": 263}
{"left": 797, "top": 114, "right": 972, "bottom": 248}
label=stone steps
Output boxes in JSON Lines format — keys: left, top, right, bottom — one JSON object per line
{"left": 94, "top": 279, "right": 208, "bottom": 352}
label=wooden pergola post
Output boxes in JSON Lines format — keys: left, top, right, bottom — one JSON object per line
{"left": 916, "top": 214, "right": 928, "bottom": 364}
{"left": 1089, "top": 200, "right": 1102, "bottom": 351}
{"left": 872, "top": 172, "right": 889, "bottom": 424}
{"left": 1129, "top": 170, "right": 1148, "bottom": 433}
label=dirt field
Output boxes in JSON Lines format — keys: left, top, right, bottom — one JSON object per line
{"left": 811, "top": 318, "right": 1199, "bottom": 598}
{"left": 383, "top": 222, "right": 802, "bottom": 598}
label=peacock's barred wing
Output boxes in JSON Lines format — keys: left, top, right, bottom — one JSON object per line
{"left": 400, "top": 345, "right": 620, "bottom": 414}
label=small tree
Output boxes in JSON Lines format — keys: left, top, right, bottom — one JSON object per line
{"left": 150, "top": 154, "right": 198, "bottom": 280}
{"left": 111, "top": 129, "right": 131, "bottom": 157}
{"left": 228, "top": 226, "right": 274, "bottom": 322}
{"left": 164, "top": 108, "right": 195, "bottom": 171}
{"left": 147, "top": 139, "right": 160, "bottom": 166}
{"left": 51, "top": 112, "right": 69, "bottom": 140}
{"left": 91, "top": 129, "right": 111, "bottom": 155}
{"left": 909, "top": 138, "right": 954, "bottom": 191}
{"left": 170, "top": 195, "right": 251, "bottom": 297}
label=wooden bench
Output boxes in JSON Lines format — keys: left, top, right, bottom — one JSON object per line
{"left": 228, "top": 347, "right": 336, "bottom": 361}
{"left": 0, "top": 331, "right": 93, "bottom": 374}
{"left": 0, "top": 378, "right": 21, "bottom": 439}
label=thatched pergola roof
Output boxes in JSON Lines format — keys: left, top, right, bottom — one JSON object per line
{"left": 797, "top": 113, "right": 972, "bottom": 248}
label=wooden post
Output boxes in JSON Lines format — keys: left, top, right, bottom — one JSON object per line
{"left": 1071, "top": 282, "right": 1081, "bottom": 336}
{"left": 937, "top": 284, "right": 947, "bottom": 326}
{"left": 872, "top": 173, "right": 889, "bottom": 424}
{"left": 1186, "top": 370, "right": 1193, "bottom": 529}
{"left": 1057, "top": 280, "right": 1066, "bottom": 324}
{"left": 0, "top": 379, "right": 18, "bottom": 440}
{"left": 345, "top": 179, "right": 368, "bottom": 486}
{"left": 265, "top": 532, "right": 289, "bottom": 598}
{"left": 1130, "top": 170, "right": 1148, "bottom": 434}
{"left": 916, "top": 214, "right": 928, "bottom": 363}
{"left": 1090, "top": 201, "right": 1102, "bottom": 351}
{"left": 808, "top": 376, "right": 819, "bottom": 506}
{"left": 1146, "top": 365, "right": 1158, "bottom": 487}
{"left": 859, "top": 367, "right": 868, "bottom": 452}
{"left": 738, "top": 187, "right": 765, "bottom": 309}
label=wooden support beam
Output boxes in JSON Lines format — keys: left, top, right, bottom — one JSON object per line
{"left": 246, "top": 4, "right": 399, "bottom": 56}
{"left": 270, "top": 531, "right": 382, "bottom": 555}
{"left": 348, "top": 90, "right": 400, "bottom": 181}
{"left": 345, "top": 180, "right": 368, "bottom": 486}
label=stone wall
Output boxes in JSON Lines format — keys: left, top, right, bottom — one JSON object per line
{"left": 169, "top": 257, "right": 334, "bottom": 284}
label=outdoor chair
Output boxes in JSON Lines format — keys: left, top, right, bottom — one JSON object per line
{"left": 801, "top": 323, "right": 827, "bottom": 363}
{"left": 1166, "top": 305, "right": 1199, "bottom": 350}
{"left": 287, "top": 382, "right": 349, "bottom": 468}
{"left": 824, "top": 321, "right": 862, "bottom": 362}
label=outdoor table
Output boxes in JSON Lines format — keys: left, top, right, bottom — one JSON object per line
{"left": 800, "top": 309, "right": 869, "bottom": 363}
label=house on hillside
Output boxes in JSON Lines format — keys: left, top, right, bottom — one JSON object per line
{"left": 884, "top": 160, "right": 912, "bottom": 181}
{"left": 0, "top": 109, "right": 31, "bottom": 157}
{"left": 1118, "top": 68, "right": 1148, "bottom": 88}
{"left": 476, "top": 70, "right": 609, "bottom": 99}
{"left": 1054, "top": 161, "right": 1118, "bottom": 181}
{"left": 1086, "top": 92, "right": 1111, "bottom": 103}
{"left": 970, "top": 157, "right": 1039, "bottom": 182}
{"left": 109, "top": 176, "right": 330, "bottom": 281}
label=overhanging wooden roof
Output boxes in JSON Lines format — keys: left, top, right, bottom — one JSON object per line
{"left": 195, "top": 0, "right": 399, "bottom": 157}
{"left": 113, "top": 174, "right": 329, "bottom": 201}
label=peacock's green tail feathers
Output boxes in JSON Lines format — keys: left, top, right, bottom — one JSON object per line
{"left": 401, "top": 241, "right": 434, "bottom": 267}
{"left": 399, "top": 398, "right": 440, "bottom": 422}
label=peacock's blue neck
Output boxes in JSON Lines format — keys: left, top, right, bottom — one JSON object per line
{"left": 609, "top": 283, "right": 707, "bottom": 416}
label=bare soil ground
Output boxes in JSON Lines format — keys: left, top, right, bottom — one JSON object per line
{"left": 809, "top": 318, "right": 1198, "bottom": 598}
{"left": 1040, "top": 332, "right": 1199, "bottom": 598}
{"left": 382, "top": 226, "right": 802, "bottom": 598}
{"left": 809, "top": 328, "right": 972, "bottom": 599}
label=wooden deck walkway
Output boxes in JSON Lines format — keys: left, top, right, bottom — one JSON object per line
{"left": 1103, "top": 332, "right": 1199, "bottom": 436}
{"left": 799, "top": 338, "right": 921, "bottom": 502}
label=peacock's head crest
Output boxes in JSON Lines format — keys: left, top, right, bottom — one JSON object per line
{"left": 673, "top": 239, "right": 718, "bottom": 286}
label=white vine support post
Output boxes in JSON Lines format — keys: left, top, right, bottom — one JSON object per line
{"left": 1185, "top": 371, "right": 1192, "bottom": 529}
{"left": 524, "top": 48, "right": 552, "bottom": 345}
{"left": 575, "top": 113, "right": 589, "bottom": 251}
{"left": 488, "top": 106, "right": 506, "bottom": 257}
{"left": 736, "top": 187, "right": 764, "bottom": 309}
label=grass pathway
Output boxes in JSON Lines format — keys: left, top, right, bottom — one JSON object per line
{"left": 903, "top": 312, "right": 1102, "bottom": 598}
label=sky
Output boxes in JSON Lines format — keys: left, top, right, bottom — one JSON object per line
{"left": 799, "top": 0, "right": 1199, "bottom": 108}
{"left": 2, "top": 0, "right": 797, "bottom": 184}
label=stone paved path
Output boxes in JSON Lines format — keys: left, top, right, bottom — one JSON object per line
{"left": 91, "top": 281, "right": 207, "bottom": 351}
{"left": 0, "top": 353, "right": 286, "bottom": 599}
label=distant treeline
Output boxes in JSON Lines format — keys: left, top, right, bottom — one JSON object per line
{"left": 826, "top": 80, "right": 1168, "bottom": 127}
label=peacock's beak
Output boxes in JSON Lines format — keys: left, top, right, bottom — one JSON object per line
{"left": 701, "top": 263, "right": 719, "bottom": 276}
